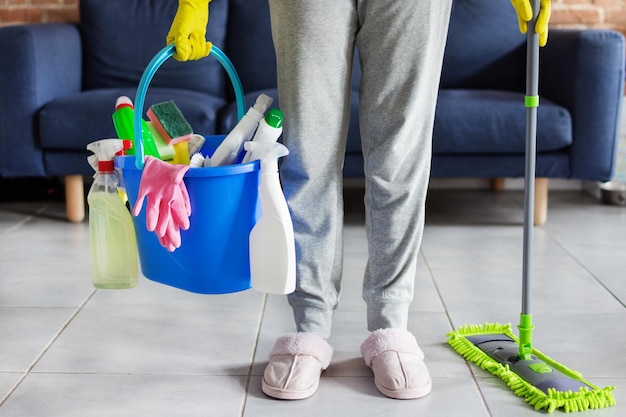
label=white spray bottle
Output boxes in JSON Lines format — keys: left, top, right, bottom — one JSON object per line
{"left": 87, "top": 139, "right": 138, "bottom": 289}
{"left": 244, "top": 141, "right": 295, "bottom": 294}
{"left": 241, "top": 108, "right": 284, "bottom": 163}
{"left": 209, "top": 94, "right": 273, "bottom": 166}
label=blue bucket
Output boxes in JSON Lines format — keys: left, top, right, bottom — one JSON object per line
{"left": 116, "top": 45, "right": 259, "bottom": 294}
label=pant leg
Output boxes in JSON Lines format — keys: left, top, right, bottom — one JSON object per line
{"left": 268, "top": 0, "right": 358, "bottom": 339}
{"left": 356, "top": 0, "right": 452, "bottom": 331}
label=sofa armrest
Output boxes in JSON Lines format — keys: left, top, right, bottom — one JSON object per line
{"left": 541, "top": 29, "right": 625, "bottom": 181}
{"left": 0, "top": 23, "right": 82, "bottom": 177}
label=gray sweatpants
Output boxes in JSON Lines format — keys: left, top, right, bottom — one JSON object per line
{"left": 268, "top": 0, "right": 452, "bottom": 339}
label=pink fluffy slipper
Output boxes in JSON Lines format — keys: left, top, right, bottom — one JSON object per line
{"left": 262, "top": 332, "right": 334, "bottom": 400}
{"left": 361, "top": 328, "right": 432, "bottom": 400}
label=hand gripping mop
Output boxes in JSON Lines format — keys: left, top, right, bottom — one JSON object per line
{"left": 447, "top": 2, "right": 616, "bottom": 413}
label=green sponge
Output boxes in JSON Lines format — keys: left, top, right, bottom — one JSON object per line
{"left": 147, "top": 100, "right": 193, "bottom": 144}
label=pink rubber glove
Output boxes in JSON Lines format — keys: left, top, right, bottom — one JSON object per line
{"left": 158, "top": 213, "right": 182, "bottom": 252}
{"left": 132, "top": 156, "right": 191, "bottom": 251}
{"left": 156, "top": 187, "right": 190, "bottom": 252}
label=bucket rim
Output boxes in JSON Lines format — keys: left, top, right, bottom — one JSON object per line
{"left": 115, "top": 155, "right": 259, "bottom": 177}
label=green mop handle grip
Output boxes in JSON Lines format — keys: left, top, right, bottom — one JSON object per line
{"left": 518, "top": 314, "right": 534, "bottom": 360}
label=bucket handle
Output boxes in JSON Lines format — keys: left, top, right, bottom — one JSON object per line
{"left": 133, "top": 44, "right": 246, "bottom": 169}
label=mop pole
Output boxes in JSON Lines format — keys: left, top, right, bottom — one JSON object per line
{"left": 518, "top": 0, "right": 540, "bottom": 361}
{"left": 447, "top": 4, "right": 617, "bottom": 410}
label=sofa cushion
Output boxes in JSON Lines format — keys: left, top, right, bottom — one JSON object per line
{"left": 226, "top": 0, "right": 277, "bottom": 96}
{"left": 441, "top": 0, "right": 526, "bottom": 89}
{"left": 433, "top": 89, "right": 572, "bottom": 154}
{"left": 80, "top": 0, "right": 228, "bottom": 97}
{"left": 431, "top": 153, "right": 570, "bottom": 179}
{"left": 39, "top": 88, "right": 227, "bottom": 151}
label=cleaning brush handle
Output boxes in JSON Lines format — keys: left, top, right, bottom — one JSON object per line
{"left": 132, "top": 44, "right": 246, "bottom": 169}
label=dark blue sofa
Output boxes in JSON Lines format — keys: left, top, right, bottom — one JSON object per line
{"left": 0, "top": 0, "right": 623, "bottom": 223}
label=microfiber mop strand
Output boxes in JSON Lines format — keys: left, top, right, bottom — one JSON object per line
{"left": 147, "top": 100, "right": 193, "bottom": 143}
{"left": 447, "top": 323, "right": 615, "bottom": 413}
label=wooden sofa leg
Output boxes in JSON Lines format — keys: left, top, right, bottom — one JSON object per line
{"left": 65, "top": 175, "right": 85, "bottom": 223}
{"left": 534, "top": 178, "right": 548, "bottom": 226}
{"left": 491, "top": 178, "right": 506, "bottom": 192}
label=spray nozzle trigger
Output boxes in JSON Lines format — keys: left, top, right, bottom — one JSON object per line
{"left": 243, "top": 142, "right": 289, "bottom": 171}
{"left": 87, "top": 139, "right": 124, "bottom": 173}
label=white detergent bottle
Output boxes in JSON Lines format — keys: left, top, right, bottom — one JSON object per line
{"left": 244, "top": 141, "right": 295, "bottom": 294}
{"left": 209, "top": 94, "right": 273, "bottom": 166}
{"left": 87, "top": 139, "right": 138, "bottom": 289}
{"left": 242, "top": 108, "right": 284, "bottom": 163}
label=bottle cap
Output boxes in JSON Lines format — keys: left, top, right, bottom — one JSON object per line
{"left": 264, "top": 108, "right": 284, "bottom": 129}
{"left": 98, "top": 160, "right": 115, "bottom": 173}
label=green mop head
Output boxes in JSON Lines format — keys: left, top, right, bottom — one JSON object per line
{"left": 447, "top": 323, "right": 615, "bottom": 413}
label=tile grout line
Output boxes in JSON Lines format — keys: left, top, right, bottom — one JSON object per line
{"left": 0, "top": 216, "right": 34, "bottom": 238}
{"left": 239, "top": 292, "right": 268, "bottom": 417}
{"left": 0, "top": 204, "right": 50, "bottom": 407}
{"left": 0, "top": 288, "right": 98, "bottom": 408}
{"left": 0, "top": 203, "right": 52, "bottom": 239}
{"left": 543, "top": 228, "right": 626, "bottom": 310}
{"left": 420, "top": 251, "right": 495, "bottom": 417}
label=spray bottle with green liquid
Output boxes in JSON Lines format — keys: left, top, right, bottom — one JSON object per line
{"left": 87, "top": 139, "right": 138, "bottom": 289}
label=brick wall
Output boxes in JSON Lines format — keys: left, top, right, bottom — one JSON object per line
{"left": 0, "top": 0, "right": 79, "bottom": 26}
{"left": 553, "top": 0, "right": 626, "bottom": 35}
{"left": 0, "top": 0, "right": 625, "bottom": 34}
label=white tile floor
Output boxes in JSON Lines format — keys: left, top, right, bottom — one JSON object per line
{"left": 0, "top": 187, "right": 625, "bottom": 416}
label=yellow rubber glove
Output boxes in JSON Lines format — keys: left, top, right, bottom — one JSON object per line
{"left": 166, "top": 0, "right": 212, "bottom": 61}
{"left": 511, "top": 0, "right": 551, "bottom": 47}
